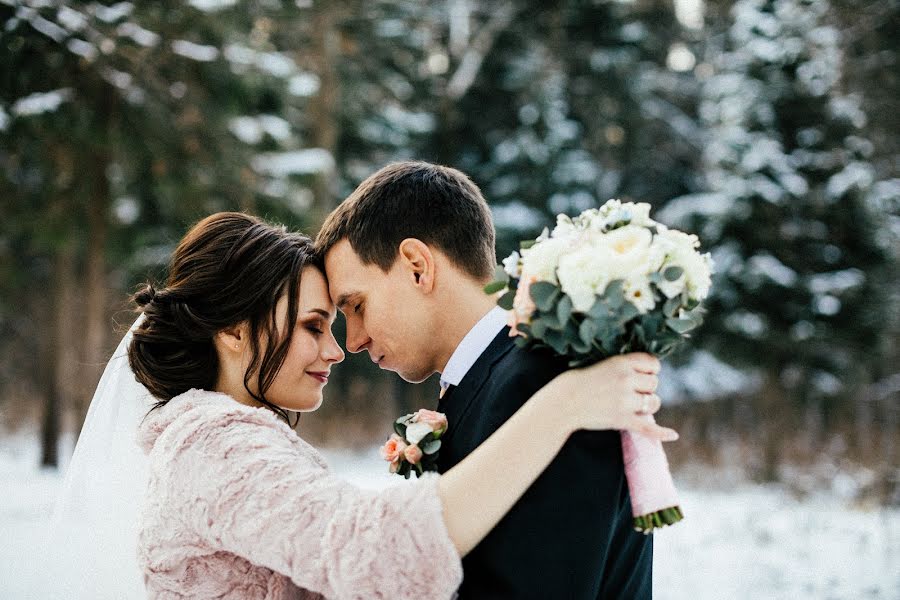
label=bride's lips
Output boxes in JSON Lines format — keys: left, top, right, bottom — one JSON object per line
{"left": 306, "top": 371, "right": 329, "bottom": 384}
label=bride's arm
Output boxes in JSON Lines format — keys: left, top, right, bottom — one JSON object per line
{"left": 437, "top": 352, "right": 676, "bottom": 556}
{"left": 168, "top": 354, "right": 673, "bottom": 598}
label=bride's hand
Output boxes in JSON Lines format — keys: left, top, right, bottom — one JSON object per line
{"left": 548, "top": 353, "right": 678, "bottom": 441}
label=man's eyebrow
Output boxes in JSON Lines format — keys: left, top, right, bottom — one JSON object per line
{"left": 335, "top": 292, "right": 358, "bottom": 309}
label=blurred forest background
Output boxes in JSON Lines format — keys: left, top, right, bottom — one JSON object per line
{"left": 1, "top": 0, "right": 897, "bottom": 505}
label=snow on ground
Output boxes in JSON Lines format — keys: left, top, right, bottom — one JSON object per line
{"left": 1, "top": 432, "right": 898, "bottom": 600}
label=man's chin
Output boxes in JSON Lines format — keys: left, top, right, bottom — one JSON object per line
{"left": 392, "top": 367, "right": 432, "bottom": 385}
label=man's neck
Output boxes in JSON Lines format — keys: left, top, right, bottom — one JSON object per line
{"left": 435, "top": 285, "right": 498, "bottom": 375}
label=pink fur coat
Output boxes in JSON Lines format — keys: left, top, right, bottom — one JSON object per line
{"left": 137, "top": 389, "right": 463, "bottom": 599}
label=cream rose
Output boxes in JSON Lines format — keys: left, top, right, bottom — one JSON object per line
{"left": 519, "top": 236, "right": 569, "bottom": 284}
{"left": 601, "top": 225, "right": 654, "bottom": 280}
{"left": 557, "top": 242, "right": 613, "bottom": 313}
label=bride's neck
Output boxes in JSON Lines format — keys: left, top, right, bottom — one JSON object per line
{"left": 214, "top": 366, "right": 263, "bottom": 408}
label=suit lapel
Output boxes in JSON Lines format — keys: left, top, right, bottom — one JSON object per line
{"left": 438, "top": 326, "right": 516, "bottom": 445}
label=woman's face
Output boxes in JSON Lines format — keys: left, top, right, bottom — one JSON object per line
{"left": 263, "top": 266, "right": 345, "bottom": 412}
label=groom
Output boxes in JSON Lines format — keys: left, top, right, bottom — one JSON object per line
{"left": 315, "top": 161, "right": 652, "bottom": 599}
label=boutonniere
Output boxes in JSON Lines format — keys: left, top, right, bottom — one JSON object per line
{"left": 381, "top": 409, "right": 448, "bottom": 478}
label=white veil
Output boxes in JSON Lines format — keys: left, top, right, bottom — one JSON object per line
{"left": 45, "top": 315, "right": 153, "bottom": 599}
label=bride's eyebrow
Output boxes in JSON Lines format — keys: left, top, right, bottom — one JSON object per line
{"left": 302, "top": 308, "right": 335, "bottom": 321}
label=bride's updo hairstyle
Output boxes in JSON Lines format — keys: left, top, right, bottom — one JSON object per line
{"left": 128, "top": 212, "right": 315, "bottom": 423}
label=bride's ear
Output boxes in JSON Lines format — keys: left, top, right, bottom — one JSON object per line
{"left": 397, "top": 238, "right": 435, "bottom": 293}
{"left": 215, "top": 323, "right": 249, "bottom": 355}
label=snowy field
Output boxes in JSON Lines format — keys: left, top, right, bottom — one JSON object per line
{"left": 1, "top": 431, "right": 897, "bottom": 600}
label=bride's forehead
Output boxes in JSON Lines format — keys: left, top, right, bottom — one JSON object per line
{"left": 298, "top": 270, "right": 335, "bottom": 307}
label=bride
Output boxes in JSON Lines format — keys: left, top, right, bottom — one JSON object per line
{"left": 48, "top": 212, "right": 674, "bottom": 599}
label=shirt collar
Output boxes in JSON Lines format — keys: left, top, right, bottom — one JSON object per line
{"left": 440, "top": 306, "right": 509, "bottom": 389}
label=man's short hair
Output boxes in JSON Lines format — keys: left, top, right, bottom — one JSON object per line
{"left": 315, "top": 161, "right": 496, "bottom": 282}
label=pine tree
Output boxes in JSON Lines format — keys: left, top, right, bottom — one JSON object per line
{"left": 414, "top": 0, "right": 701, "bottom": 256}
{"left": 660, "top": 0, "right": 897, "bottom": 403}
{"left": 0, "top": 0, "right": 320, "bottom": 464}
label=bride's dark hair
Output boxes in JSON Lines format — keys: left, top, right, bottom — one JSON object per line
{"left": 128, "top": 212, "right": 316, "bottom": 423}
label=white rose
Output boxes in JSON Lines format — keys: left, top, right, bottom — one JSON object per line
{"left": 654, "top": 228, "right": 713, "bottom": 300}
{"left": 557, "top": 242, "right": 612, "bottom": 313}
{"left": 405, "top": 422, "right": 433, "bottom": 445}
{"left": 502, "top": 251, "right": 522, "bottom": 278}
{"left": 683, "top": 252, "right": 713, "bottom": 300}
{"left": 552, "top": 214, "right": 578, "bottom": 239}
{"left": 627, "top": 202, "right": 654, "bottom": 227}
{"left": 600, "top": 224, "right": 654, "bottom": 281}
{"left": 520, "top": 237, "right": 569, "bottom": 284}
{"left": 594, "top": 200, "right": 657, "bottom": 231}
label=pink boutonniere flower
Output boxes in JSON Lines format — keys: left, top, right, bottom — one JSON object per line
{"left": 382, "top": 409, "right": 448, "bottom": 478}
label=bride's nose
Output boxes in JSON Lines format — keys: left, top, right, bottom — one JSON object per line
{"left": 323, "top": 331, "right": 345, "bottom": 364}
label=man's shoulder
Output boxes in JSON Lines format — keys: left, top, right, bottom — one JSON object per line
{"left": 491, "top": 342, "right": 569, "bottom": 384}
{"left": 476, "top": 343, "right": 569, "bottom": 418}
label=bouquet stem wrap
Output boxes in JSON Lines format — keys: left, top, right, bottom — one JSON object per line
{"left": 621, "top": 418, "right": 684, "bottom": 533}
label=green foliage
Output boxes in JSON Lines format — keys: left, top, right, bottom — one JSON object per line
{"left": 665, "top": 0, "right": 899, "bottom": 401}
{"left": 502, "top": 276, "right": 705, "bottom": 368}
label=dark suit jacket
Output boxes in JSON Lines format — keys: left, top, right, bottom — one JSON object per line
{"left": 437, "top": 327, "right": 652, "bottom": 599}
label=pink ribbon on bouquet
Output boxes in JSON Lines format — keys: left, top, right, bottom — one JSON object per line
{"left": 621, "top": 416, "right": 683, "bottom": 533}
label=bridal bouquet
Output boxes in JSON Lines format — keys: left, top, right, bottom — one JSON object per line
{"left": 381, "top": 409, "right": 448, "bottom": 479}
{"left": 485, "top": 199, "right": 713, "bottom": 533}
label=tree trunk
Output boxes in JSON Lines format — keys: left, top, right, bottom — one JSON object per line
{"left": 309, "top": 3, "right": 341, "bottom": 219}
{"left": 79, "top": 155, "right": 110, "bottom": 425}
{"left": 41, "top": 238, "right": 77, "bottom": 468}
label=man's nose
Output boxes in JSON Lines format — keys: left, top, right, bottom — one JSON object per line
{"left": 345, "top": 322, "right": 370, "bottom": 354}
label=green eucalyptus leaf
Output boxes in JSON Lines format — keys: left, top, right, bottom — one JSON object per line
{"left": 664, "top": 266, "right": 684, "bottom": 281}
{"left": 556, "top": 295, "right": 573, "bottom": 324}
{"left": 604, "top": 280, "right": 625, "bottom": 309}
{"left": 483, "top": 279, "right": 508, "bottom": 295}
{"left": 666, "top": 317, "right": 696, "bottom": 334}
{"left": 632, "top": 323, "right": 646, "bottom": 344}
{"left": 422, "top": 439, "right": 441, "bottom": 455}
{"left": 497, "top": 290, "right": 516, "bottom": 310}
{"left": 531, "top": 319, "right": 548, "bottom": 338}
{"left": 530, "top": 281, "right": 559, "bottom": 311}
{"left": 617, "top": 302, "right": 640, "bottom": 325}
{"left": 663, "top": 296, "right": 681, "bottom": 318}
{"left": 579, "top": 319, "right": 597, "bottom": 345}
{"left": 588, "top": 298, "right": 610, "bottom": 320}
{"left": 520, "top": 239, "right": 536, "bottom": 250}
{"left": 545, "top": 329, "right": 567, "bottom": 354}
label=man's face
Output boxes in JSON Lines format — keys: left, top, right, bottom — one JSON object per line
{"left": 324, "top": 239, "right": 440, "bottom": 383}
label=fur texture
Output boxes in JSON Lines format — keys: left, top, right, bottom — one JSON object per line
{"left": 137, "top": 389, "right": 462, "bottom": 599}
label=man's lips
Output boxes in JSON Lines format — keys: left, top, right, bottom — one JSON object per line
{"left": 307, "top": 371, "right": 329, "bottom": 383}
{"left": 370, "top": 354, "right": 385, "bottom": 366}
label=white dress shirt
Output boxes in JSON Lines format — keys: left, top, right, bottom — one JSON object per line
{"left": 440, "top": 306, "right": 509, "bottom": 391}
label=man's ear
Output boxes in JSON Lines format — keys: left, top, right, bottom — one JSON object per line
{"left": 397, "top": 238, "right": 436, "bottom": 293}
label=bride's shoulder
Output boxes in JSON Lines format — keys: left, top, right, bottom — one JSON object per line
{"left": 137, "top": 389, "right": 309, "bottom": 458}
